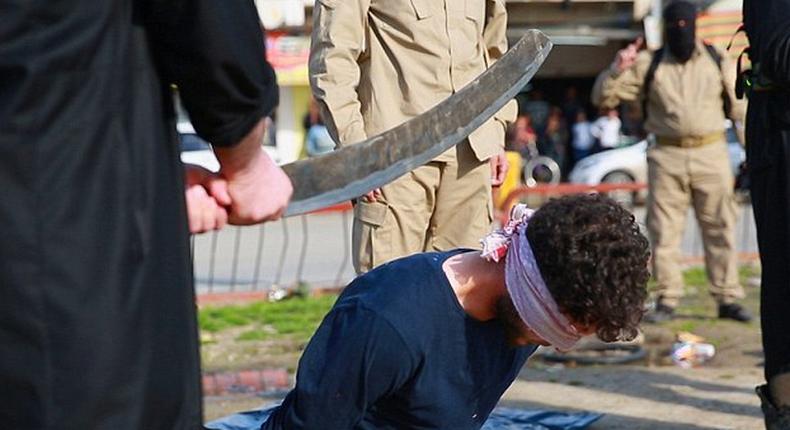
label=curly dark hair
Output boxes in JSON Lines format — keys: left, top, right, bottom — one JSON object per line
{"left": 526, "top": 194, "right": 650, "bottom": 342}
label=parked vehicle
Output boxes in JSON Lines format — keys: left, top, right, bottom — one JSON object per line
{"left": 178, "top": 120, "right": 220, "bottom": 172}
{"left": 568, "top": 123, "right": 745, "bottom": 206}
{"left": 177, "top": 116, "right": 280, "bottom": 172}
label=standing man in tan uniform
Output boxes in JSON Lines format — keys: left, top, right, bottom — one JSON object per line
{"left": 310, "top": 0, "right": 516, "bottom": 273}
{"left": 592, "top": 0, "right": 751, "bottom": 322}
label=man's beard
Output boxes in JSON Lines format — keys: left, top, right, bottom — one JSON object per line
{"left": 495, "top": 296, "right": 532, "bottom": 347}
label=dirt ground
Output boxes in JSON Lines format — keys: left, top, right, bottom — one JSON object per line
{"left": 201, "top": 327, "right": 304, "bottom": 374}
{"left": 203, "top": 265, "right": 766, "bottom": 429}
{"left": 503, "top": 365, "right": 763, "bottom": 429}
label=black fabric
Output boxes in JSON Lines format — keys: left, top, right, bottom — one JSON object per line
{"left": 744, "top": 1, "right": 790, "bottom": 86}
{"left": 663, "top": 1, "right": 697, "bottom": 63}
{"left": 743, "top": 0, "right": 790, "bottom": 381}
{"left": 142, "top": 0, "right": 278, "bottom": 147}
{"left": 0, "top": 1, "right": 277, "bottom": 429}
{"left": 262, "top": 251, "right": 537, "bottom": 430}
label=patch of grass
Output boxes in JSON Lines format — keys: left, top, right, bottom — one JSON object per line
{"left": 677, "top": 303, "right": 709, "bottom": 317}
{"left": 647, "top": 278, "right": 658, "bottom": 293}
{"left": 236, "top": 329, "right": 271, "bottom": 341}
{"left": 682, "top": 267, "right": 708, "bottom": 287}
{"left": 739, "top": 264, "right": 761, "bottom": 280}
{"left": 199, "top": 307, "right": 254, "bottom": 332}
{"left": 199, "top": 294, "right": 338, "bottom": 343}
{"left": 649, "top": 264, "right": 761, "bottom": 294}
{"left": 669, "top": 320, "right": 699, "bottom": 333}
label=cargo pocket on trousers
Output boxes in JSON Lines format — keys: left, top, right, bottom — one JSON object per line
{"left": 353, "top": 201, "right": 391, "bottom": 272}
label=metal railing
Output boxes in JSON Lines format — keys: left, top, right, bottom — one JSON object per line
{"left": 192, "top": 184, "right": 759, "bottom": 300}
{"left": 192, "top": 204, "right": 355, "bottom": 296}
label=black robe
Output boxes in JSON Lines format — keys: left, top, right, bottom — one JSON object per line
{"left": 743, "top": 0, "right": 790, "bottom": 382}
{"left": 0, "top": 1, "right": 277, "bottom": 428}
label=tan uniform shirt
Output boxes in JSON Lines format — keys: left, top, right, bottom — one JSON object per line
{"left": 309, "top": 0, "right": 515, "bottom": 161}
{"left": 592, "top": 41, "right": 745, "bottom": 139}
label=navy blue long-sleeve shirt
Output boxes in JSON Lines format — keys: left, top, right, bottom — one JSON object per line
{"left": 262, "top": 250, "right": 536, "bottom": 430}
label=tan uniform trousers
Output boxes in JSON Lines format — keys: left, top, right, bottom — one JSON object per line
{"left": 646, "top": 140, "right": 744, "bottom": 307}
{"left": 352, "top": 142, "right": 491, "bottom": 273}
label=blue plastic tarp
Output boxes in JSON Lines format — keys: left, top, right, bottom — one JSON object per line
{"left": 205, "top": 405, "right": 602, "bottom": 430}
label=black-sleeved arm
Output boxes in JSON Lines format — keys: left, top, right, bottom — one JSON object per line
{"left": 143, "top": 0, "right": 278, "bottom": 147}
{"left": 262, "top": 305, "right": 417, "bottom": 429}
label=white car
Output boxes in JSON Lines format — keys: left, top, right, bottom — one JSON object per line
{"left": 568, "top": 126, "right": 745, "bottom": 205}
{"left": 177, "top": 120, "right": 281, "bottom": 172}
{"left": 178, "top": 120, "right": 221, "bottom": 172}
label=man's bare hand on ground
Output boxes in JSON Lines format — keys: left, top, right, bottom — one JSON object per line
{"left": 613, "top": 37, "right": 644, "bottom": 74}
{"left": 489, "top": 151, "right": 509, "bottom": 187}
{"left": 214, "top": 119, "right": 294, "bottom": 224}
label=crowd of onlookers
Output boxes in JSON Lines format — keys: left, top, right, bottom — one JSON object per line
{"left": 505, "top": 86, "right": 637, "bottom": 180}
{"left": 302, "top": 99, "right": 335, "bottom": 157}
{"left": 301, "top": 85, "right": 640, "bottom": 181}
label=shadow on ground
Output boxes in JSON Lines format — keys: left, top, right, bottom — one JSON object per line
{"left": 500, "top": 397, "right": 731, "bottom": 430}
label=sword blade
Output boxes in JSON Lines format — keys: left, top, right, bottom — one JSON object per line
{"left": 282, "top": 30, "right": 552, "bottom": 217}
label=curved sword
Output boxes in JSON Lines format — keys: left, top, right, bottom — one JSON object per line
{"left": 282, "top": 30, "right": 552, "bottom": 216}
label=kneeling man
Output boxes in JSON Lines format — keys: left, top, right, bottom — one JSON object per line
{"left": 263, "top": 194, "right": 650, "bottom": 429}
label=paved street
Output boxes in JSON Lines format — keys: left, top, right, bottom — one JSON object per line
{"left": 192, "top": 209, "right": 356, "bottom": 294}
{"left": 501, "top": 365, "right": 763, "bottom": 429}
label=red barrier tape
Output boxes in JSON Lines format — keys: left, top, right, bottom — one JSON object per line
{"left": 308, "top": 201, "right": 352, "bottom": 215}
{"left": 197, "top": 287, "right": 342, "bottom": 307}
{"left": 198, "top": 291, "right": 270, "bottom": 306}
{"left": 203, "top": 368, "right": 291, "bottom": 396}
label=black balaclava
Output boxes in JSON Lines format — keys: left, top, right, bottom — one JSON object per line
{"left": 663, "top": 1, "right": 697, "bottom": 62}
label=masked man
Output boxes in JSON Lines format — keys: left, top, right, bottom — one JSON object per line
{"left": 592, "top": 0, "right": 750, "bottom": 323}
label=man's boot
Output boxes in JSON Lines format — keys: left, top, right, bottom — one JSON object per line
{"left": 643, "top": 297, "right": 675, "bottom": 323}
{"left": 718, "top": 303, "right": 753, "bottom": 323}
{"left": 757, "top": 385, "right": 790, "bottom": 429}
